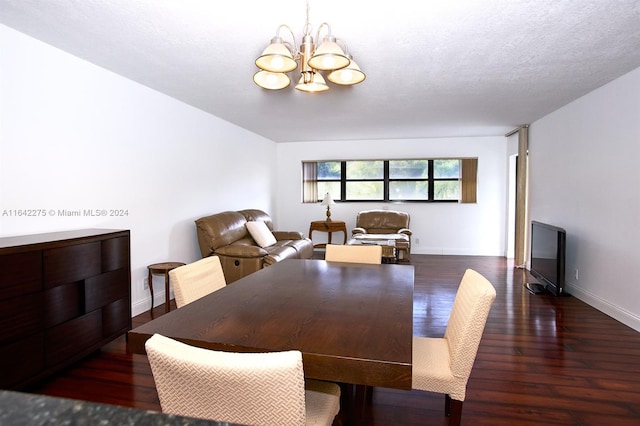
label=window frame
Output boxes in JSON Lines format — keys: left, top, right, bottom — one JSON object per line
{"left": 304, "top": 158, "right": 476, "bottom": 203}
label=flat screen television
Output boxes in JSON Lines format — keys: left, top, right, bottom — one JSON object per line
{"left": 526, "top": 221, "right": 566, "bottom": 296}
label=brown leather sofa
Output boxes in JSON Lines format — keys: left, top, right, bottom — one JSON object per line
{"left": 351, "top": 209, "right": 412, "bottom": 262}
{"left": 195, "top": 209, "right": 313, "bottom": 283}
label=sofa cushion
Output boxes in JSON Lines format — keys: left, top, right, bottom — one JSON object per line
{"left": 263, "top": 245, "right": 298, "bottom": 266}
{"left": 351, "top": 233, "right": 410, "bottom": 243}
{"left": 246, "top": 221, "right": 277, "bottom": 248}
{"left": 284, "top": 239, "right": 314, "bottom": 259}
{"left": 273, "top": 231, "right": 305, "bottom": 240}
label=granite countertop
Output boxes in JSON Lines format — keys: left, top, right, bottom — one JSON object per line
{"left": 0, "top": 390, "right": 233, "bottom": 425}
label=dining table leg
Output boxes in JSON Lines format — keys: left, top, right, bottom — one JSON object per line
{"left": 340, "top": 383, "right": 372, "bottom": 425}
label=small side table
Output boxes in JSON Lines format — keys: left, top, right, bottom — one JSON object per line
{"left": 148, "top": 262, "right": 185, "bottom": 313}
{"left": 309, "top": 220, "right": 347, "bottom": 248}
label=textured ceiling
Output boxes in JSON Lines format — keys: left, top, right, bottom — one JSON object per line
{"left": 1, "top": 0, "right": 640, "bottom": 142}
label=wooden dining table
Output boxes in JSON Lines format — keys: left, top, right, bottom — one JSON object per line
{"left": 128, "top": 258, "right": 414, "bottom": 391}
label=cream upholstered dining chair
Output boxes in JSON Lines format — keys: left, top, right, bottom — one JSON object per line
{"left": 412, "top": 269, "right": 496, "bottom": 426}
{"left": 169, "top": 256, "right": 226, "bottom": 308}
{"left": 145, "top": 334, "right": 340, "bottom": 426}
{"left": 325, "top": 244, "right": 382, "bottom": 264}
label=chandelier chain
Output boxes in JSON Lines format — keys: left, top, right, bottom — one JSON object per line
{"left": 303, "top": 0, "right": 312, "bottom": 37}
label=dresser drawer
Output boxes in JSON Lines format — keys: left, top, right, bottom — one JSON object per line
{"left": 101, "top": 236, "right": 130, "bottom": 272}
{"left": 85, "top": 268, "right": 129, "bottom": 312}
{"left": 102, "top": 298, "right": 131, "bottom": 337}
{"left": 44, "top": 242, "right": 101, "bottom": 288}
{"left": 0, "top": 293, "right": 43, "bottom": 343}
{"left": 0, "top": 251, "right": 42, "bottom": 298}
{"left": 44, "top": 282, "right": 83, "bottom": 328}
{"left": 45, "top": 310, "right": 102, "bottom": 367}
{"left": 0, "top": 333, "right": 44, "bottom": 388}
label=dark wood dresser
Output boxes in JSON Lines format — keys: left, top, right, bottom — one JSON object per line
{"left": 0, "top": 229, "right": 131, "bottom": 389}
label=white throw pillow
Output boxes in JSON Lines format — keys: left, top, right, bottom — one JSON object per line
{"left": 246, "top": 221, "right": 277, "bottom": 248}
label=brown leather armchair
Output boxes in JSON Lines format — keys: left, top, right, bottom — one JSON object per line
{"left": 351, "top": 209, "right": 412, "bottom": 261}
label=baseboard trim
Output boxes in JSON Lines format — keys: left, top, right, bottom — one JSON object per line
{"left": 414, "top": 248, "right": 504, "bottom": 256}
{"left": 566, "top": 283, "right": 640, "bottom": 332}
{"left": 131, "top": 291, "right": 171, "bottom": 317}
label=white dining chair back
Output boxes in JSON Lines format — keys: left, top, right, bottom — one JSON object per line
{"left": 145, "top": 334, "right": 340, "bottom": 426}
{"left": 169, "top": 256, "right": 226, "bottom": 308}
{"left": 325, "top": 244, "right": 382, "bottom": 264}
{"left": 412, "top": 268, "right": 496, "bottom": 426}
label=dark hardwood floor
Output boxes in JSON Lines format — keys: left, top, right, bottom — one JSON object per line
{"left": 26, "top": 255, "right": 640, "bottom": 425}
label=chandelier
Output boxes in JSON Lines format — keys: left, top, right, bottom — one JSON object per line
{"left": 253, "top": 2, "right": 365, "bottom": 93}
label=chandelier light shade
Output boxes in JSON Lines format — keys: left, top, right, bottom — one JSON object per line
{"left": 307, "top": 35, "right": 350, "bottom": 71}
{"left": 253, "top": 70, "right": 291, "bottom": 90}
{"left": 295, "top": 72, "right": 329, "bottom": 93}
{"left": 255, "top": 36, "right": 298, "bottom": 73}
{"left": 253, "top": 1, "right": 365, "bottom": 92}
{"left": 328, "top": 56, "right": 366, "bottom": 85}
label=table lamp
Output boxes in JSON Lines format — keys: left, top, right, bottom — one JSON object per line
{"left": 321, "top": 192, "right": 335, "bottom": 221}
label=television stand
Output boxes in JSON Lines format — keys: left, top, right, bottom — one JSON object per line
{"left": 525, "top": 282, "right": 549, "bottom": 295}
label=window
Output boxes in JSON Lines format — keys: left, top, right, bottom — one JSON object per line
{"left": 302, "top": 158, "right": 477, "bottom": 203}
{"left": 433, "top": 159, "right": 461, "bottom": 201}
{"left": 389, "top": 160, "right": 429, "bottom": 201}
{"left": 346, "top": 160, "right": 384, "bottom": 200}
{"left": 317, "top": 161, "right": 341, "bottom": 200}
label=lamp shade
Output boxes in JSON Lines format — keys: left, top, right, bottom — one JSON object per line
{"left": 253, "top": 70, "right": 291, "bottom": 90}
{"left": 255, "top": 39, "right": 298, "bottom": 73}
{"left": 295, "top": 72, "right": 329, "bottom": 93}
{"left": 321, "top": 192, "right": 335, "bottom": 206}
{"left": 327, "top": 57, "right": 366, "bottom": 85}
{"left": 308, "top": 37, "right": 350, "bottom": 71}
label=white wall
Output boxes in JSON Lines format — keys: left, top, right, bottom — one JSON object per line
{"left": 0, "top": 25, "right": 277, "bottom": 315}
{"left": 276, "top": 137, "right": 508, "bottom": 256}
{"left": 529, "top": 66, "right": 640, "bottom": 331}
